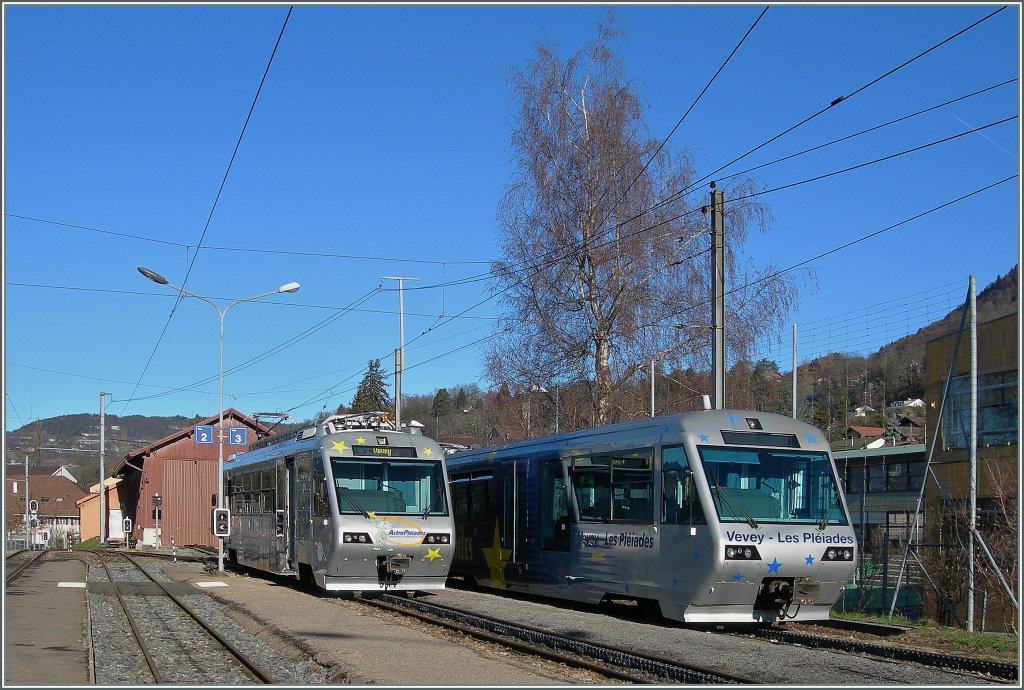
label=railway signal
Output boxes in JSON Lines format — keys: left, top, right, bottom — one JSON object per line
{"left": 212, "top": 508, "right": 231, "bottom": 537}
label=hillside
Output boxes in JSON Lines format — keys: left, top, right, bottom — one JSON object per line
{"left": 871, "top": 265, "right": 1018, "bottom": 369}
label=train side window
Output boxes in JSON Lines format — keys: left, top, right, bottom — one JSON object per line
{"left": 312, "top": 456, "right": 329, "bottom": 517}
{"left": 572, "top": 456, "right": 611, "bottom": 521}
{"left": 662, "top": 445, "right": 706, "bottom": 525}
{"left": 450, "top": 478, "right": 470, "bottom": 521}
{"left": 610, "top": 449, "right": 653, "bottom": 523}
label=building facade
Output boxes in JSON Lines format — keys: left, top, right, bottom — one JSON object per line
{"left": 923, "top": 310, "right": 1018, "bottom": 632}
{"left": 111, "top": 410, "right": 271, "bottom": 548}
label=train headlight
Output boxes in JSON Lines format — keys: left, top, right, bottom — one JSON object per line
{"left": 343, "top": 532, "right": 373, "bottom": 544}
{"left": 424, "top": 533, "right": 450, "bottom": 544}
{"left": 822, "top": 547, "right": 854, "bottom": 561}
{"left": 724, "top": 545, "right": 761, "bottom": 561}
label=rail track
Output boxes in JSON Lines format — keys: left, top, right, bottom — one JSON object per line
{"left": 89, "top": 551, "right": 283, "bottom": 685}
{"left": 363, "top": 592, "right": 756, "bottom": 684}
{"left": 747, "top": 625, "right": 1018, "bottom": 682}
{"left": 5, "top": 548, "right": 47, "bottom": 584}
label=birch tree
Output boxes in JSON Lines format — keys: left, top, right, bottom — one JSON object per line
{"left": 487, "top": 13, "right": 798, "bottom": 427}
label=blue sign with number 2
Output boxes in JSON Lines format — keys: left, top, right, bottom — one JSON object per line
{"left": 194, "top": 425, "right": 214, "bottom": 444}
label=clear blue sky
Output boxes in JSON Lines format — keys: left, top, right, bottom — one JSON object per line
{"left": 4, "top": 3, "right": 1020, "bottom": 432}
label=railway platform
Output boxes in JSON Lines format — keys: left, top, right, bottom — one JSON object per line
{"left": 4, "top": 552, "right": 91, "bottom": 686}
{"left": 5, "top": 551, "right": 577, "bottom": 686}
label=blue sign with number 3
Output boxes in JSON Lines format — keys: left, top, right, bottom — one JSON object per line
{"left": 228, "top": 427, "right": 247, "bottom": 446}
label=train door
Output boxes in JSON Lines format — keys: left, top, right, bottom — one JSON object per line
{"left": 538, "top": 459, "right": 571, "bottom": 552}
{"left": 294, "top": 453, "right": 313, "bottom": 566}
{"left": 501, "top": 459, "right": 529, "bottom": 585}
{"left": 276, "top": 457, "right": 294, "bottom": 573}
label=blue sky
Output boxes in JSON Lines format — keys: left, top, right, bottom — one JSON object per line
{"left": 4, "top": 3, "right": 1020, "bottom": 432}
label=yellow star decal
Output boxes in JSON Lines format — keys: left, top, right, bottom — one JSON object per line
{"left": 481, "top": 520, "right": 512, "bottom": 589}
{"left": 331, "top": 440, "right": 349, "bottom": 454}
{"left": 367, "top": 511, "right": 377, "bottom": 519}
{"left": 425, "top": 548, "right": 441, "bottom": 562}
{"left": 423, "top": 447, "right": 433, "bottom": 457}
{"left": 355, "top": 436, "right": 367, "bottom": 445}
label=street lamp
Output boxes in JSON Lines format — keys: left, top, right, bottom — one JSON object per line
{"left": 138, "top": 266, "right": 299, "bottom": 572}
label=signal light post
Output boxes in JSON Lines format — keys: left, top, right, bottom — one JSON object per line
{"left": 137, "top": 266, "right": 300, "bottom": 571}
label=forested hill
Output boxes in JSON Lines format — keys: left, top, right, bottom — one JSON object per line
{"left": 7, "top": 413, "right": 196, "bottom": 454}
{"left": 870, "top": 265, "right": 1017, "bottom": 368}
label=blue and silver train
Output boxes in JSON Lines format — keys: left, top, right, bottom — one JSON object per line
{"left": 224, "top": 412, "right": 454, "bottom": 592}
{"left": 446, "top": 410, "right": 856, "bottom": 624}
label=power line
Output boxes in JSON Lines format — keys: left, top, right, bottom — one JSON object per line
{"left": 637, "top": 6, "right": 1009, "bottom": 219}
{"left": 123, "top": 6, "right": 293, "bottom": 418}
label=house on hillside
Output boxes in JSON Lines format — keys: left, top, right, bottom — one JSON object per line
{"left": 843, "top": 425, "right": 887, "bottom": 450}
{"left": 889, "top": 398, "right": 925, "bottom": 410}
{"left": 848, "top": 405, "right": 876, "bottom": 419}
{"left": 4, "top": 475, "right": 87, "bottom": 549}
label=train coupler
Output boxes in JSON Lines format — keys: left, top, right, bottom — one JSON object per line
{"left": 377, "top": 554, "right": 412, "bottom": 586}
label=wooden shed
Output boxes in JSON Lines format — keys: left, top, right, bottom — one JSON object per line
{"left": 112, "top": 409, "right": 272, "bottom": 548}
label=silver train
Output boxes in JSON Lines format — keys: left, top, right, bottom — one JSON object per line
{"left": 446, "top": 409, "right": 857, "bottom": 624}
{"left": 224, "top": 412, "right": 454, "bottom": 592}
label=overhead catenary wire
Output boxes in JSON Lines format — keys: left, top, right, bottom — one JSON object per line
{"left": 121, "top": 6, "right": 294, "bottom": 418}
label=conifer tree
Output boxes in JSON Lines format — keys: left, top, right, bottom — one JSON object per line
{"left": 350, "top": 359, "right": 393, "bottom": 413}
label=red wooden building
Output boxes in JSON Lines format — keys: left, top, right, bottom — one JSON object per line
{"left": 112, "top": 409, "right": 272, "bottom": 548}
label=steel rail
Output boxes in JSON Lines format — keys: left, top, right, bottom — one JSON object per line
{"left": 97, "top": 555, "right": 165, "bottom": 683}
{"left": 751, "top": 626, "right": 1018, "bottom": 682}
{"left": 5, "top": 548, "right": 46, "bottom": 584}
{"left": 117, "top": 552, "right": 280, "bottom": 684}
{"left": 375, "top": 593, "right": 755, "bottom": 684}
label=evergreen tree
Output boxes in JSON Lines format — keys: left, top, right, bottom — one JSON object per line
{"left": 431, "top": 388, "right": 454, "bottom": 419}
{"left": 350, "top": 359, "right": 393, "bottom": 413}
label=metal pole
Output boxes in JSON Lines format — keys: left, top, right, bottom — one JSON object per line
{"left": 381, "top": 276, "right": 419, "bottom": 429}
{"left": 136, "top": 267, "right": 299, "bottom": 572}
{"left": 792, "top": 324, "right": 798, "bottom": 419}
{"left": 711, "top": 189, "right": 725, "bottom": 409}
{"left": 967, "top": 274, "right": 977, "bottom": 631}
{"left": 218, "top": 309, "right": 225, "bottom": 572}
{"left": 555, "top": 387, "right": 560, "bottom": 434}
{"left": 24, "top": 454, "right": 29, "bottom": 545}
{"left": 651, "top": 360, "right": 655, "bottom": 417}
{"left": 99, "top": 392, "right": 110, "bottom": 543}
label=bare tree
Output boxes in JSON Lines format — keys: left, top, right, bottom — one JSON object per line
{"left": 487, "top": 13, "right": 798, "bottom": 427}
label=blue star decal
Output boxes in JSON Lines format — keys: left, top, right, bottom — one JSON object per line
{"left": 732, "top": 572, "right": 743, "bottom": 582}
{"left": 692, "top": 550, "right": 701, "bottom": 560}
{"left": 726, "top": 415, "right": 738, "bottom": 425}
{"left": 805, "top": 433, "right": 818, "bottom": 444}
{"left": 767, "top": 558, "right": 782, "bottom": 573}
{"left": 672, "top": 577, "right": 679, "bottom": 588}
{"left": 698, "top": 433, "right": 709, "bottom": 442}
{"left": 805, "top": 554, "right": 815, "bottom": 565}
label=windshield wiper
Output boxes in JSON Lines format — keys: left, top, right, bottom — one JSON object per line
{"left": 818, "top": 491, "right": 837, "bottom": 531}
{"left": 422, "top": 485, "right": 443, "bottom": 519}
{"left": 713, "top": 484, "right": 759, "bottom": 529}
{"left": 338, "top": 488, "right": 372, "bottom": 519}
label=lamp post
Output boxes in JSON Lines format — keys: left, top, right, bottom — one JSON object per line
{"left": 138, "top": 266, "right": 299, "bottom": 572}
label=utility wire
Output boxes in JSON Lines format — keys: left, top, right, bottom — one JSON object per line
{"left": 716, "top": 77, "right": 1017, "bottom": 186}
{"left": 121, "top": 6, "right": 293, "bottom": 418}
{"left": 661, "top": 5, "right": 1009, "bottom": 206}
{"left": 598, "top": 6, "right": 769, "bottom": 233}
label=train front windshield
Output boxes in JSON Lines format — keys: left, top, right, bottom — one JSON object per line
{"left": 697, "top": 447, "right": 847, "bottom": 526}
{"left": 331, "top": 458, "right": 448, "bottom": 517}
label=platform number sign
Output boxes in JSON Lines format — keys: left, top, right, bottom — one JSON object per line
{"left": 194, "top": 425, "right": 215, "bottom": 445}
{"left": 227, "top": 426, "right": 247, "bottom": 446}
